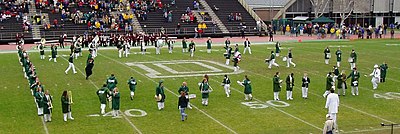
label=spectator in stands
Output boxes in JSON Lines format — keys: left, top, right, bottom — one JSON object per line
{"left": 193, "top": 0, "right": 199, "bottom": 10}
{"left": 194, "top": 27, "right": 198, "bottom": 38}
{"left": 176, "top": 23, "right": 181, "bottom": 34}
{"left": 186, "top": 7, "right": 191, "bottom": 13}
{"left": 167, "top": 11, "right": 173, "bottom": 23}
{"left": 214, "top": 5, "right": 219, "bottom": 11}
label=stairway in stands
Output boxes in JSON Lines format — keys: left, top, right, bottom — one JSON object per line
{"left": 29, "top": 0, "right": 42, "bottom": 39}
{"left": 204, "top": 0, "right": 258, "bottom": 34}
{"left": 139, "top": 0, "right": 221, "bottom": 35}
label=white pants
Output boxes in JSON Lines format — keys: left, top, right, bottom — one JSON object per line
{"left": 37, "top": 107, "right": 43, "bottom": 115}
{"left": 118, "top": 49, "right": 123, "bottom": 58}
{"left": 142, "top": 49, "right": 146, "bottom": 55}
{"left": 276, "top": 53, "right": 280, "bottom": 57}
{"left": 100, "top": 104, "right": 106, "bottom": 114}
{"left": 273, "top": 92, "right": 280, "bottom": 100}
{"left": 302, "top": 87, "right": 308, "bottom": 98}
{"left": 156, "top": 47, "right": 161, "bottom": 54}
{"left": 351, "top": 86, "right": 359, "bottom": 95}
{"left": 245, "top": 94, "right": 252, "bottom": 100}
{"left": 224, "top": 84, "right": 230, "bottom": 97}
{"left": 124, "top": 50, "right": 129, "bottom": 57}
{"left": 92, "top": 49, "right": 97, "bottom": 58}
{"left": 182, "top": 48, "right": 187, "bottom": 53}
{"left": 350, "top": 63, "right": 356, "bottom": 70}
{"left": 48, "top": 57, "right": 57, "bottom": 62}
{"left": 40, "top": 55, "right": 45, "bottom": 59}
{"left": 207, "top": 49, "right": 211, "bottom": 53}
{"left": 225, "top": 59, "right": 230, "bottom": 65}
{"left": 190, "top": 49, "right": 194, "bottom": 57}
{"left": 157, "top": 102, "right": 165, "bottom": 110}
{"left": 113, "top": 110, "right": 119, "bottom": 117}
{"left": 243, "top": 47, "right": 251, "bottom": 54}
{"left": 44, "top": 114, "right": 52, "bottom": 122}
{"left": 325, "top": 59, "right": 329, "bottom": 64}
{"left": 286, "top": 58, "right": 296, "bottom": 67}
{"left": 268, "top": 59, "right": 279, "bottom": 68}
{"left": 337, "top": 62, "right": 340, "bottom": 67}
{"left": 371, "top": 77, "right": 379, "bottom": 89}
{"left": 329, "top": 113, "right": 338, "bottom": 129}
{"left": 168, "top": 48, "right": 173, "bottom": 53}
{"left": 63, "top": 112, "right": 74, "bottom": 122}
{"left": 286, "top": 91, "right": 293, "bottom": 100}
{"left": 75, "top": 53, "right": 79, "bottom": 59}
{"left": 201, "top": 98, "right": 209, "bottom": 106}
{"left": 234, "top": 66, "right": 240, "bottom": 72}
{"left": 338, "top": 83, "right": 346, "bottom": 95}
{"left": 65, "top": 62, "right": 77, "bottom": 74}
{"left": 323, "top": 90, "right": 330, "bottom": 98}
{"left": 130, "top": 91, "right": 135, "bottom": 97}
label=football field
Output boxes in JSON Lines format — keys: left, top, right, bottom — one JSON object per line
{"left": 1, "top": 39, "right": 400, "bottom": 134}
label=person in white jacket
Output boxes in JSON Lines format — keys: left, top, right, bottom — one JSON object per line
{"left": 369, "top": 64, "right": 381, "bottom": 90}
{"left": 325, "top": 89, "right": 339, "bottom": 131}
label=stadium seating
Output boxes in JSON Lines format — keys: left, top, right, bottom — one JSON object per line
{"left": 0, "top": 17, "right": 33, "bottom": 41}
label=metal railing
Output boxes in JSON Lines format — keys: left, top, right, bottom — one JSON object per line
{"left": 237, "top": 0, "right": 268, "bottom": 30}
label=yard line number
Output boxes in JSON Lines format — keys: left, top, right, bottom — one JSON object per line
{"left": 241, "top": 100, "right": 290, "bottom": 109}
{"left": 88, "top": 109, "right": 147, "bottom": 117}
{"left": 374, "top": 92, "right": 400, "bottom": 100}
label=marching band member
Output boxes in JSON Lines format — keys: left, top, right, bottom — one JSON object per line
{"left": 43, "top": 90, "right": 53, "bottom": 122}
{"left": 347, "top": 67, "right": 360, "bottom": 96}
{"left": 118, "top": 42, "right": 123, "bottom": 58}
{"left": 39, "top": 37, "right": 45, "bottom": 60}
{"left": 337, "top": 70, "right": 347, "bottom": 96}
{"left": 48, "top": 44, "right": 57, "bottom": 62}
{"left": 206, "top": 37, "right": 212, "bottom": 53}
{"left": 275, "top": 42, "right": 281, "bottom": 57}
{"left": 167, "top": 38, "right": 173, "bottom": 54}
{"left": 224, "top": 46, "right": 232, "bottom": 65}
{"left": 243, "top": 38, "right": 251, "bottom": 54}
{"left": 156, "top": 80, "right": 166, "bottom": 110}
{"left": 112, "top": 88, "right": 121, "bottom": 117}
{"left": 35, "top": 87, "right": 44, "bottom": 116}
{"left": 182, "top": 37, "right": 188, "bottom": 53}
{"left": 128, "top": 77, "right": 137, "bottom": 100}
{"left": 286, "top": 48, "right": 296, "bottom": 67}
{"left": 286, "top": 73, "right": 294, "bottom": 100}
{"left": 85, "top": 58, "right": 94, "bottom": 80}
{"left": 222, "top": 75, "right": 231, "bottom": 97}
{"left": 323, "top": 72, "right": 334, "bottom": 98}
{"left": 273, "top": 72, "right": 282, "bottom": 101}
{"left": 178, "top": 82, "right": 192, "bottom": 109}
{"left": 97, "top": 84, "right": 109, "bottom": 114}
{"left": 224, "top": 38, "right": 231, "bottom": 49}
{"left": 61, "top": 90, "right": 74, "bottom": 122}
{"left": 156, "top": 37, "right": 163, "bottom": 55}
{"left": 335, "top": 47, "right": 342, "bottom": 67}
{"left": 349, "top": 49, "right": 357, "bottom": 70}
{"left": 369, "top": 64, "right": 381, "bottom": 90}
{"left": 233, "top": 51, "right": 241, "bottom": 72}
{"left": 64, "top": 54, "right": 77, "bottom": 74}
{"left": 189, "top": 40, "right": 196, "bottom": 57}
{"left": 332, "top": 66, "right": 339, "bottom": 82}
{"left": 301, "top": 73, "right": 310, "bottom": 99}
{"left": 268, "top": 51, "right": 279, "bottom": 69}
{"left": 380, "top": 62, "right": 388, "bottom": 83}
{"left": 200, "top": 78, "right": 211, "bottom": 106}
{"left": 324, "top": 47, "right": 331, "bottom": 65}
{"left": 325, "top": 88, "right": 339, "bottom": 132}
{"left": 106, "top": 74, "right": 118, "bottom": 92}
{"left": 123, "top": 41, "right": 129, "bottom": 57}
{"left": 238, "top": 75, "right": 252, "bottom": 100}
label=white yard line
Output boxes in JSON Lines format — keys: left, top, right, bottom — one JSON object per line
{"left": 59, "top": 56, "right": 143, "bottom": 134}
{"left": 98, "top": 53, "right": 238, "bottom": 134}
{"left": 143, "top": 54, "right": 323, "bottom": 131}
{"left": 342, "top": 127, "right": 400, "bottom": 133}
{"left": 41, "top": 117, "right": 50, "bottom": 134}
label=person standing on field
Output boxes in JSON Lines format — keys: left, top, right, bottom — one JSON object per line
{"left": 325, "top": 88, "right": 339, "bottom": 132}
{"left": 156, "top": 80, "right": 166, "bottom": 110}
{"left": 225, "top": 46, "right": 232, "bottom": 65}
{"left": 322, "top": 114, "right": 336, "bottom": 134}
{"left": 128, "top": 77, "right": 137, "bottom": 100}
{"left": 273, "top": 72, "right": 282, "bottom": 100}
{"left": 189, "top": 40, "right": 196, "bottom": 57}
{"left": 380, "top": 62, "right": 388, "bottom": 83}
{"left": 61, "top": 90, "right": 74, "bottom": 122}
{"left": 200, "top": 78, "right": 211, "bottom": 106}
{"left": 275, "top": 42, "right": 281, "bottom": 57}
{"left": 178, "top": 82, "right": 192, "bottom": 109}
{"left": 222, "top": 75, "right": 231, "bottom": 97}
{"left": 112, "top": 88, "right": 121, "bottom": 117}
{"left": 286, "top": 48, "right": 296, "bottom": 67}
{"left": 35, "top": 87, "right": 44, "bottom": 116}
{"left": 301, "top": 73, "right": 310, "bottom": 99}
{"left": 347, "top": 67, "right": 360, "bottom": 96}
{"left": 335, "top": 47, "right": 342, "bottom": 67}
{"left": 64, "top": 54, "right": 77, "bottom": 74}
{"left": 85, "top": 58, "right": 94, "bottom": 80}
{"left": 178, "top": 91, "right": 188, "bottom": 121}
{"left": 39, "top": 39, "right": 45, "bottom": 60}
{"left": 182, "top": 37, "right": 188, "bottom": 53}
{"left": 43, "top": 90, "right": 53, "bottom": 122}
{"left": 337, "top": 70, "right": 347, "bottom": 96}
{"left": 286, "top": 73, "right": 294, "bottom": 100}
{"left": 349, "top": 49, "right": 357, "bottom": 70}
{"left": 206, "top": 37, "right": 212, "bottom": 53}
{"left": 48, "top": 44, "right": 57, "bottom": 62}
{"left": 97, "top": 84, "right": 109, "bottom": 114}
{"left": 324, "top": 47, "right": 331, "bottom": 65}
{"left": 268, "top": 51, "right": 279, "bottom": 69}
{"left": 243, "top": 38, "right": 251, "bottom": 54}
{"left": 323, "top": 72, "right": 334, "bottom": 98}
{"left": 369, "top": 64, "right": 381, "bottom": 90}
{"left": 106, "top": 74, "right": 118, "bottom": 92}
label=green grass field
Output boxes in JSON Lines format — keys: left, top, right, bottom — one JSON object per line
{"left": 1, "top": 39, "right": 400, "bottom": 134}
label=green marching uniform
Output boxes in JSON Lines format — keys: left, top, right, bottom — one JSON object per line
{"left": 51, "top": 46, "right": 57, "bottom": 59}
{"left": 61, "top": 95, "right": 70, "bottom": 114}
{"left": 35, "top": 91, "right": 44, "bottom": 116}
{"left": 286, "top": 74, "right": 294, "bottom": 100}
{"left": 178, "top": 84, "right": 192, "bottom": 109}
{"left": 200, "top": 81, "right": 210, "bottom": 106}
{"left": 349, "top": 50, "right": 357, "bottom": 69}
{"left": 347, "top": 70, "right": 360, "bottom": 96}
{"left": 39, "top": 44, "right": 45, "bottom": 59}
{"left": 206, "top": 39, "right": 212, "bottom": 53}
{"left": 128, "top": 78, "right": 137, "bottom": 100}
{"left": 242, "top": 79, "right": 252, "bottom": 100}
{"left": 43, "top": 94, "right": 53, "bottom": 122}
{"left": 112, "top": 92, "right": 120, "bottom": 116}
{"left": 380, "top": 63, "right": 388, "bottom": 83}
{"left": 323, "top": 73, "right": 334, "bottom": 98}
{"left": 275, "top": 42, "right": 280, "bottom": 56}
{"left": 106, "top": 76, "right": 118, "bottom": 91}
{"left": 324, "top": 47, "right": 330, "bottom": 64}
{"left": 97, "top": 85, "right": 109, "bottom": 114}
{"left": 273, "top": 74, "right": 281, "bottom": 100}
{"left": 156, "top": 81, "right": 166, "bottom": 110}
{"left": 182, "top": 39, "right": 187, "bottom": 52}
{"left": 335, "top": 49, "right": 341, "bottom": 67}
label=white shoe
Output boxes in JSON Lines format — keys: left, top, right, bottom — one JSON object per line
{"left": 65, "top": 71, "right": 68, "bottom": 74}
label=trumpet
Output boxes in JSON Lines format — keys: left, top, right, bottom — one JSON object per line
{"left": 68, "top": 91, "right": 73, "bottom": 104}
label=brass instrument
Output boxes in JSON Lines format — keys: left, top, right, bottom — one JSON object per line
{"left": 68, "top": 91, "right": 73, "bottom": 104}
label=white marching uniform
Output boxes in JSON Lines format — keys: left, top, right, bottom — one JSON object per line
{"left": 370, "top": 67, "right": 381, "bottom": 90}
{"left": 325, "top": 93, "right": 339, "bottom": 130}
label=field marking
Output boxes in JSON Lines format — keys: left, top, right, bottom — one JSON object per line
{"left": 342, "top": 126, "right": 400, "bottom": 133}
{"left": 41, "top": 117, "right": 50, "bottom": 134}
{"left": 143, "top": 54, "right": 324, "bottom": 131}
{"left": 98, "top": 53, "right": 238, "bottom": 134}
{"left": 59, "top": 56, "right": 143, "bottom": 134}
